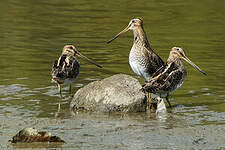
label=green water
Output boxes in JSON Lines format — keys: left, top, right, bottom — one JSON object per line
{"left": 0, "top": 0, "right": 225, "bottom": 149}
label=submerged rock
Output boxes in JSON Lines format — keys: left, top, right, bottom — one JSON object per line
{"left": 70, "top": 74, "right": 147, "bottom": 112}
{"left": 9, "top": 128, "right": 65, "bottom": 143}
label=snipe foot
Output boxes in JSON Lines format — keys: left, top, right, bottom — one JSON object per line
{"left": 166, "top": 95, "right": 172, "bottom": 108}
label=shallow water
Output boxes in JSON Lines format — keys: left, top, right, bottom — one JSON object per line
{"left": 0, "top": 0, "right": 225, "bottom": 149}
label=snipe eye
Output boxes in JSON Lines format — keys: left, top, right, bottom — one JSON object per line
{"left": 176, "top": 48, "right": 179, "bottom": 51}
{"left": 132, "top": 20, "right": 135, "bottom": 23}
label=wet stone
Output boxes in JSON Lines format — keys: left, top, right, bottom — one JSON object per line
{"left": 9, "top": 128, "right": 65, "bottom": 143}
{"left": 70, "top": 74, "right": 147, "bottom": 113}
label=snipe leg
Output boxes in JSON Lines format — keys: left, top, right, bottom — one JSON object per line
{"left": 166, "top": 95, "right": 172, "bottom": 108}
{"left": 58, "top": 84, "right": 62, "bottom": 98}
{"left": 57, "top": 102, "right": 61, "bottom": 112}
{"left": 146, "top": 92, "right": 151, "bottom": 110}
{"left": 69, "top": 84, "right": 73, "bottom": 97}
{"left": 69, "top": 84, "right": 72, "bottom": 94}
{"left": 57, "top": 84, "right": 62, "bottom": 112}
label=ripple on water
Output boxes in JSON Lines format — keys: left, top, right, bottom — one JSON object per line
{"left": 0, "top": 84, "right": 28, "bottom": 96}
{"left": 16, "top": 77, "right": 29, "bottom": 80}
{"left": 173, "top": 105, "right": 225, "bottom": 125}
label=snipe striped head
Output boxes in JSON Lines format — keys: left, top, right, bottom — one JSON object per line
{"left": 170, "top": 47, "right": 206, "bottom": 75}
{"left": 62, "top": 44, "right": 102, "bottom": 68}
{"left": 107, "top": 18, "right": 143, "bottom": 44}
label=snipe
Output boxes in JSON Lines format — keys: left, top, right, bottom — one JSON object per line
{"left": 51, "top": 45, "right": 102, "bottom": 109}
{"left": 107, "top": 18, "right": 164, "bottom": 109}
{"left": 141, "top": 47, "right": 206, "bottom": 108}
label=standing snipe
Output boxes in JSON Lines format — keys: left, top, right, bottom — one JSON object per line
{"left": 51, "top": 44, "right": 102, "bottom": 98}
{"left": 141, "top": 47, "right": 206, "bottom": 108}
{"left": 107, "top": 18, "right": 164, "bottom": 109}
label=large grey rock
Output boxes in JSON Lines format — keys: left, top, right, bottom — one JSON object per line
{"left": 70, "top": 74, "right": 147, "bottom": 112}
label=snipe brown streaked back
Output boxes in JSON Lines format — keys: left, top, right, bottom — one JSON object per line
{"left": 141, "top": 47, "right": 206, "bottom": 108}
{"left": 51, "top": 44, "right": 102, "bottom": 100}
{"left": 107, "top": 18, "right": 164, "bottom": 82}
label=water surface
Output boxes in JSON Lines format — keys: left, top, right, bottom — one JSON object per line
{"left": 0, "top": 0, "right": 225, "bottom": 149}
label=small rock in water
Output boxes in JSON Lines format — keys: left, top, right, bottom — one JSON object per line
{"left": 9, "top": 128, "right": 65, "bottom": 143}
{"left": 70, "top": 74, "right": 146, "bottom": 113}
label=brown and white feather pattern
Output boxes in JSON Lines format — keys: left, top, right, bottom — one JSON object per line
{"left": 142, "top": 59, "right": 187, "bottom": 95}
{"left": 51, "top": 54, "right": 80, "bottom": 84}
{"left": 129, "top": 41, "right": 164, "bottom": 82}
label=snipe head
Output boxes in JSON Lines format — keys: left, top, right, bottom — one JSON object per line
{"left": 169, "top": 47, "right": 206, "bottom": 75}
{"left": 62, "top": 45, "right": 78, "bottom": 56}
{"left": 62, "top": 44, "right": 102, "bottom": 68}
{"left": 107, "top": 18, "right": 143, "bottom": 44}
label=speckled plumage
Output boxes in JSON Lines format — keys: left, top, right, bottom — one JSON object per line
{"left": 142, "top": 59, "right": 186, "bottom": 95}
{"left": 141, "top": 47, "right": 206, "bottom": 107}
{"left": 51, "top": 45, "right": 80, "bottom": 85}
{"left": 52, "top": 54, "right": 80, "bottom": 85}
{"left": 129, "top": 37, "right": 164, "bottom": 82}
{"left": 51, "top": 44, "right": 102, "bottom": 101}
